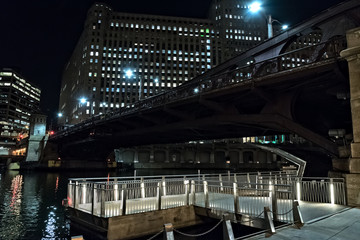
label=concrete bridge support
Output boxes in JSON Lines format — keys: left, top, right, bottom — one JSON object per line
{"left": 337, "top": 27, "right": 360, "bottom": 206}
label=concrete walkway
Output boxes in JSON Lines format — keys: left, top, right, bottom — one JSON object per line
{"left": 248, "top": 207, "right": 360, "bottom": 239}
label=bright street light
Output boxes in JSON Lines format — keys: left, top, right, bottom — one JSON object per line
{"left": 249, "top": 1, "right": 288, "bottom": 38}
{"left": 79, "top": 97, "right": 87, "bottom": 104}
{"left": 249, "top": 2, "right": 261, "bottom": 13}
{"left": 125, "top": 69, "right": 134, "bottom": 79}
{"left": 57, "top": 113, "right": 63, "bottom": 117}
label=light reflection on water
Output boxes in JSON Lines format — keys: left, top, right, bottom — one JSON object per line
{"left": 0, "top": 168, "right": 215, "bottom": 239}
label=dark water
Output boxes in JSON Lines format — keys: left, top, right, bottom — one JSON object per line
{"left": 0, "top": 169, "right": 224, "bottom": 240}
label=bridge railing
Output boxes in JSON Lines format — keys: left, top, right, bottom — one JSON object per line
{"left": 53, "top": 36, "right": 347, "bottom": 138}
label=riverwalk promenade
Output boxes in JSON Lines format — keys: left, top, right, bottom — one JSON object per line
{"left": 249, "top": 207, "right": 360, "bottom": 240}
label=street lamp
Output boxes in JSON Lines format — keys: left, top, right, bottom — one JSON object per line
{"left": 125, "top": 69, "right": 143, "bottom": 100}
{"left": 249, "top": 1, "right": 288, "bottom": 38}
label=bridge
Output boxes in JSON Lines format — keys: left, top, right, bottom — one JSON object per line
{"left": 46, "top": 0, "right": 360, "bottom": 205}
{"left": 50, "top": 0, "right": 359, "bottom": 160}
{"left": 65, "top": 171, "right": 348, "bottom": 240}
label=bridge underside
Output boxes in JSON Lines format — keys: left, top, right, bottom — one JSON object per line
{"left": 54, "top": 59, "right": 350, "bottom": 161}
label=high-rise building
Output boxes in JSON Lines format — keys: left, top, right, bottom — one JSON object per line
{"left": 58, "top": 0, "right": 267, "bottom": 125}
{"left": 0, "top": 69, "right": 41, "bottom": 155}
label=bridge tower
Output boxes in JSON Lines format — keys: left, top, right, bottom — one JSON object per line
{"left": 336, "top": 27, "right": 360, "bottom": 206}
{"left": 25, "top": 113, "right": 47, "bottom": 162}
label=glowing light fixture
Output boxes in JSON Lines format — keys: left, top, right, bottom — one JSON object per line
{"left": 80, "top": 97, "right": 87, "bottom": 104}
{"left": 249, "top": 2, "right": 262, "bottom": 13}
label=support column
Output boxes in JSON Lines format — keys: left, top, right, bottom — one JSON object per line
{"left": 338, "top": 27, "right": 360, "bottom": 206}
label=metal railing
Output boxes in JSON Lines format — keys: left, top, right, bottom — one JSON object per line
{"left": 66, "top": 172, "right": 345, "bottom": 223}
{"left": 53, "top": 37, "right": 346, "bottom": 138}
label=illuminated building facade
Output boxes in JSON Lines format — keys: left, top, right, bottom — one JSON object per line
{"left": 59, "top": 1, "right": 267, "bottom": 125}
{"left": 208, "top": 0, "right": 267, "bottom": 60}
{"left": 0, "top": 69, "right": 41, "bottom": 155}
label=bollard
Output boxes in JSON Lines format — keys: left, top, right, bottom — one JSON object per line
{"left": 204, "top": 181, "right": 209, "bottom": 208}
{"left": 121, "top": 184, "right": 127, "bottom": 216}
{"left": 292, "top": 200, "right": 304, "bottom": 228}
{"left": 264, "top": 206, "right": 276, "bottom": 236}
{"left": 222, "top": 214, "right": 235, "bottom": 240}
{"left": 163, "top": 223, "right": 175, "bottom": 240}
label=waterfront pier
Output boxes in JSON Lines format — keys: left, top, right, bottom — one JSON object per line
{"left": 65, "top": 171, "right": 346, "bottom": 239}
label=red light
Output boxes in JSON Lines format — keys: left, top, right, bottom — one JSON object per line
{"left": 19, "top": 135, "right": 23, "bottom": 139}
{"left": 50, "top": 131, "right": 54, "bottom": 135}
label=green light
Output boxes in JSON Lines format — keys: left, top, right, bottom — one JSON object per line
{"left": 206, "top": 29, "right": 210, "bottom": 33}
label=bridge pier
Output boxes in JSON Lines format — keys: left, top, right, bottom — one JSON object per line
{"left": 336, "top": 27, "right": 360, "bottom": 206}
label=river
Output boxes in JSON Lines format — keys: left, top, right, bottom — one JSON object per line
{"left": 0, "top": 168, "right": 226, "bottom": 239}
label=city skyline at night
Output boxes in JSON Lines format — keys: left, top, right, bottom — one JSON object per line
{"left": 0, "top": 0, "right": 347, "bottom": 120}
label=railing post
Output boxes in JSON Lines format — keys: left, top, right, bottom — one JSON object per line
{"left": 101, "top": 184, "right": 106, "bottom": 217}
{"left": 264, "top": 206, "right": 276, "bottom": 236}
{"left": 184, "top": 180, "right": 190, "bottom": 205}
{"left": 227, "top": 170, "right": 231, "bottom": 182}
{"left": 233, "top": 182, "right": 239, "bottom": 214}
{"left": 222, "top": 214, "right": 235, "bottom": 240}
{"left": 162, "top": 176, "right": 166, "bottom": 196}
{"left": 141, "top": 177, "right": 145, "bottom": 199}
{"left": 91, "top": 183, "right": 95, "bottom": 215}
{"left": 121, "top": 184, "right": 127, "bottom": 216}
{"left": 73, "top": 181, "right": 77, "bottom": 209}
{"left": 219, "top": 174, "right": 224, "bottom": 192}
{"left": 271, "top": 183, "right": 278, "bottom": 222}
{"left": 157, "top": 181, "right": 162, "bottom": 210}
{"left": 191, "top": 180, "right": 196, "bottom": 205}
{"left": 292, "top": 200, "right": 304, "bottom": 228}
{"left": 203, "top": 181, "right": 209, "bottom": 208}
{"left": 247, "top": 173, "right": 251, "bottom": 188}
{"left": 233, "top": 173, "right": 237, "bottom": 183}
{"left": 163, "top": 223, "right": 175, "bottom": 240}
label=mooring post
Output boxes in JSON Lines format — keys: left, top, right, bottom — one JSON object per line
{"left": 204, "top": 181, "right": 209, "bottom": 208}
{"left": 264, "top": 206, "right": 276, "bottom": 236}
{"left": 222, "top": 214, "right": 235, "bottom": 240}
{"left": 163, "top": 223, "right": 175, "bottom": 240}
{"left": 292, "top": 200, "right": 304, "bottom": 228}
{"left": 121, "top": 184, "right": 127, "bottom": 216}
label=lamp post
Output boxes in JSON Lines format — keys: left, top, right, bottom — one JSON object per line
{"left": 125, "top": 69, "right": 144, "bottom": 100}
{"left": 249, "top": 1, "right": 288, "bottom": 39}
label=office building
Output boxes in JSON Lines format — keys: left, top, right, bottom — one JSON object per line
{"left": 0, "top": 69, "right": 41, "bottom": 155}
{"left": 59, "top": 0, "right": 267, "bottom": 125}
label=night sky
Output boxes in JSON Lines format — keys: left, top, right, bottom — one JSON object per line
{"left": 0, "top": 0, "right": 347, "bottom": 121}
